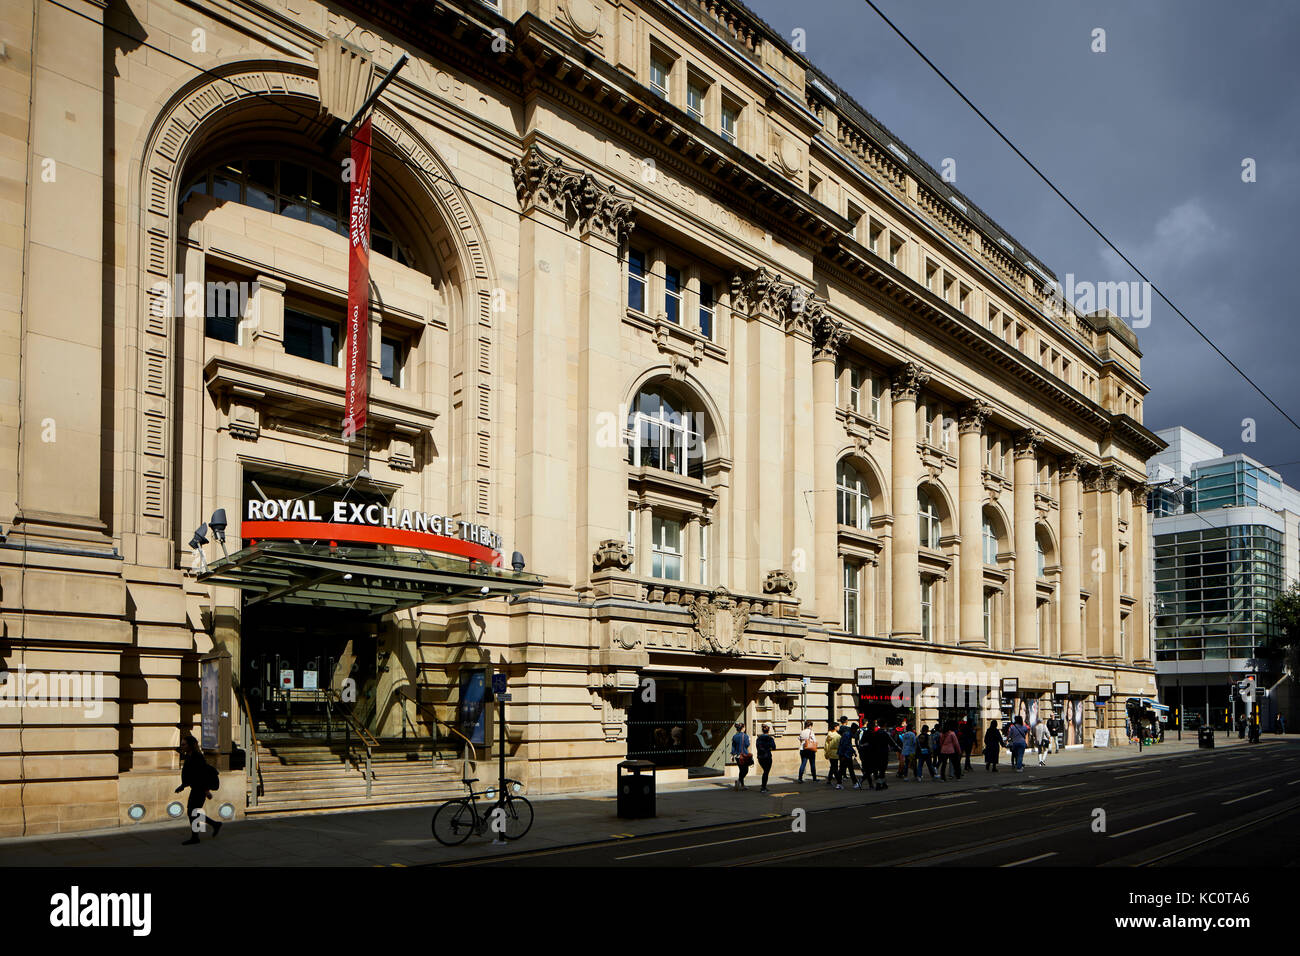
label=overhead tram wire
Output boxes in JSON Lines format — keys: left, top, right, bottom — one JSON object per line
{"left": 858, "top": 0, "right": 1300, "bottom": 436}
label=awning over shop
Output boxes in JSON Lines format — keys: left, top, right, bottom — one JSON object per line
{"left": 198, "top": 541, "right": 542, "bottom": 614}
{"left": 1130, "top": 697, "right": 1170, "bottom": 713}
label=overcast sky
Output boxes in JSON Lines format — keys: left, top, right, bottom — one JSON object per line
{"left": 744, "top": 0, "right": 1300, "bottom": 487}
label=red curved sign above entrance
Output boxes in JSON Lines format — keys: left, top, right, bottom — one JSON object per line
{"left": 242, "top": 521, "right": 502, "bottom": 566}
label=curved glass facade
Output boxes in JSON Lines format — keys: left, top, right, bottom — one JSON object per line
{"left": 1153, "top": 524, "right": 1283, "bottom": 661}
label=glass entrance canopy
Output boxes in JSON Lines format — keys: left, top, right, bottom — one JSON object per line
{"left": 198, "top": 541, "right": 543, "bottom": 614}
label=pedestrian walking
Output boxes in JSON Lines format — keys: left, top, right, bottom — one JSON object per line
{"left": 871, "top": 722, "right": 893, "bottom": 789}
{"left": 1035, "top": 718, "right": 1050, "bottom": 767}
{"left": 1005, "top": 715, "right": 1030, "bottom": 771}
{"left": 857, "top": 721, "right": 874, "bottom": 790}
{"left": 797, "top": 720, "right": 819, "bottom": 782}
{"left": 914, "top": 724, "right": 937, "bottom": 780}
{"left": 984, "top": 720, "right": 1003, "bottom": 772}
{"left": 899, "top": 723, "right": 917, "bottom": 781}
{"left": 894, "top": 721, "right": 909, "bottom": 778}
{"left": 837, "top": 719, "right": 861, "bottom": 790}
{"left": 176, "top": 733, "right": 222, "bottom": 845}
{"left": 756, "top": 723, "right": 776, "bottom": 792}
{"left": 1050, "top": 714, "right": 1063, "bottom": 752}
{"left": 939, "top": 721, "right": 962, "bottom": 780}
{"left": 824, "top": 722, "right": 841, "bottom": 787}
{"left": 929, "top": 724, "right": 942, "bottom": 766}
{"left": 731, "top": 722, "right": 752, "bottom": 790}
{"left": 958, "top": 718, "right": 975, "bottom": 772}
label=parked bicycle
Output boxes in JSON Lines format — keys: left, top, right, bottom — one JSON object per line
{"left": 431, "top": 777, "right": 533, "bottom": 846}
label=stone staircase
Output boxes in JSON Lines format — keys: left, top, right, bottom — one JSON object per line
{"left": 246, "top": 737, "right": 471, "bottom": 815}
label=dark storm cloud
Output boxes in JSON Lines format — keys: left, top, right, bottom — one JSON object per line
{"left": 744, "top": 0, "right": 1300, "bottom": 483}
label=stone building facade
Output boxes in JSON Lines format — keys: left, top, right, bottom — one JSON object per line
{"left": 1, "top": 0, "right": 1163, "bottom": 834}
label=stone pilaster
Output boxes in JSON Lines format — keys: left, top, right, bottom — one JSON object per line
{"left": 1012, "top": 428, "right": 1043, "bottom": 652}
{"left": 1058, "top": 454, "right": 1088, "bottom": 658}
{"left": 574, "top": 169, "right": 635, "bottom": 588}
{"left": 958, "top": 401, "right": 991, "bottom": 645}
{"left": 812, "top": 308, "right": 846, "bottom": 625}
{"left": 889, "top": 362, "right": 929, "bottom": 640}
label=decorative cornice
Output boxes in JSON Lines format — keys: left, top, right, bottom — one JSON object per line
{"left": 957, "top": 399, "right": 992, "bottom": 435}
{"left": 889, "top": 362, "right": 930, "bottom": 402}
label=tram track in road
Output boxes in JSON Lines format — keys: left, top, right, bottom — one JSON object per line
{"left": 428, "top": 746, "right": 1292, "bottom": 867}
{"left": 721, "top": 755, "right": 1300, "bottom": 868}
{"left": 1127, "top": 795, "right": 1300, "bottom": 867}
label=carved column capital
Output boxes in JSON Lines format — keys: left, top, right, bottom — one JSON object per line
{"left": 957, "top": 400, "right": 992, "bottom": 435}
{"left": 1082, "top": 464, "right": 1120, "bottom": 493}
{"left": 1012, "top": 428, "right": 1044, "bottom": 460}
{"left": 810, "top": 301, "right": 848, "bottom": 360}
{"left": 511, "top": 143, "right": 581, "bottom": 217}
{"left": 1059, "top": 453, "right": 1091, "bottom": 480}
{"left": 889, "top": 362, "right": 930, "bottom": 402}
{"left": 573, "top": 171, "right": 637, "bottom": 243}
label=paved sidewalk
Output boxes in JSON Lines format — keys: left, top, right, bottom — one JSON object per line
{"left": 0, "top": 734, "right": 1274, "bottom": 867}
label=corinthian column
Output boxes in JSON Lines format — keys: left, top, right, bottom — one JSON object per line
{"left": 1058, "top": 454, "right": 1087, "bottom": 658}
{"left": 812, "top": 310, "right": 848, "bottom": 625}
{"left": 889, "top": 362, "right": 929, "bottom": 640}
{"left": 1012, "top": 429, "right": 1044, "bottom": 652}
{"left": 958, "top": 401, "right": 992, "bottom": 645}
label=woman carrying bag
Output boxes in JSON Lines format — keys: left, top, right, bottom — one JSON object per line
{"left": 731, "top": 722, "right": 753, "bottom": 791}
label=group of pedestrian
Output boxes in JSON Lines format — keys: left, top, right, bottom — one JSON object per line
{"left": 737, "top": 714, "right": 1051, "bottom": 790}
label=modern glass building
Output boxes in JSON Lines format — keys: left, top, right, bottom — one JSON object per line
{"left": 1148, "top": 428, "right": 1300, "bottom": 730}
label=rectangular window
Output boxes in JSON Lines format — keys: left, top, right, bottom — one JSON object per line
{"left": 627, "top": 248, "right": 647, "bottom": 313}
{"left": 843, "top": 561, "right": 859, "bottom": 633}
{"left": 921, "top": 402, "right": 933, "bottom": 445}
{"left": 380, "top": 336, "right": 404, "bottom": 386}
{"left": 628, "top": 507, "right": 637, "bottom": 554}
{"left": 650, "top": 53, "right": 671, "bottom": 99}
{"left": 848, "top": 367, "right": 861, "bottom": 413}
{"left": 868, "top": 220, "right": 885, "bottom": 255}
{"left": 204, "top": 280, "right": 242, "bottom": 344}
{"left": 926, "top": 260, "right": 940, "bottom": 294}
{"left": 959, "top": 284, "right": 972, "bottom": 316}
{"left": 652, "top": 515, "right": 683, "bottom": 581}
{"left": 720, "top": 101, "right": 739, "bottom": 145}
{"left": 869, "top": 376, "right": 881, "bottom": 421}
{"left": 687, "top": 80, "right": 706, "bottom": 121}
{"left": 889, "top": 234, "right": 904, "bottom": 268}
{"left": 921, "top": 579, "right": 933, "bottom": 641}
{"left": 284, "top": 308, "right": 340, "bottom": 366}
{"left": 698, "top": 281, "right": 715, "bottom": 339}
{"left": 665, "top": 265, "right": 682, "bottom": 324}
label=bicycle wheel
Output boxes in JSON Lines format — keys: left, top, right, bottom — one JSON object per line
{"left": 431, "top": 799, "right": 476, "bottom": 846}
{"left": 497, "top": 794, "right": 533, "bottom": 841}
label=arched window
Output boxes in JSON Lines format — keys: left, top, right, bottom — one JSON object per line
{"left": 627, "top": 384, "right": 704, "bottom": 478}
{"left": 918, "top": 490, "right": 943, "bottom": 548}
{"left": 179, "top": 157, "right": 415, "bottom": 267}
{"left": 836, "top": 460, "right": 871, "bottom": 530}
{"left": 982, "top": 518, "right": 999, "bottom": 565}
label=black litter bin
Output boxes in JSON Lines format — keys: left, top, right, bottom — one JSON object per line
{"left": 1198, "top": 725, "right": 1215, "bottom": 749}
{"left": 617, "top": 759, "right": 656, "bottom": 819}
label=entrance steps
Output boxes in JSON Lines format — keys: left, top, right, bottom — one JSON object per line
{"left": 246, "top": 737, "right": 470, "bottom": 815}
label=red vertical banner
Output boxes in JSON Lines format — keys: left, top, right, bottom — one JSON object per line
{"left": 343, "top": 116, "right": 372, "bottom": 442}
